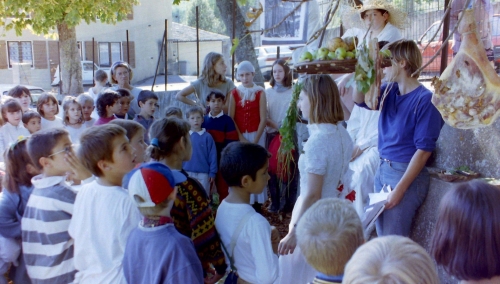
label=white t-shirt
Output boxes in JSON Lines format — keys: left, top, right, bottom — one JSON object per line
{"left": 68, "top": 180, "right": 141, "bottom": 284}
{"left": 41, "top": 117, "right": 64, "bottom": 130}
{"left": 215, "top": 201, "right": 278, "bottom": 284}
{"left": 0, "top": 123, "right": 30, "bottom": 162}
{"left": 64, "top": 124, "right": 88, "bottom": 144}
{"left": 84, "top": 118, "right": 96, "bottom": 128}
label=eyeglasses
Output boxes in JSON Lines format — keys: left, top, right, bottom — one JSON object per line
{"left": 48, "top": 145, "right": 73, "bottom": 158}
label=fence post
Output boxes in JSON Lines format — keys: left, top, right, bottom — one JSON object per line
{"left": 196, "top": 6, "right": 200, "bottom": 77}
{"left": 440, "top": 0, "right": 451, "bottom": 74}
{"left": 126, "top": 30, "right": 130, "bottom": 64}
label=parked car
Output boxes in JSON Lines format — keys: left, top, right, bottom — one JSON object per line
{"left": 51, "top": 61, "right": 105, "bottom": 86}
{"left": 255, "top": 45, "right": 294, "bottom": 81}
{"left": 0, "top": 84, "right": 47, "bottom": 106}
{"left": 417, "top": 15, "right": 500, "bottom": 73}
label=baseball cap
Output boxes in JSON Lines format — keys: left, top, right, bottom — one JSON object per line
{"left": 123, "top": 162, "right": 187, "bottom": 207}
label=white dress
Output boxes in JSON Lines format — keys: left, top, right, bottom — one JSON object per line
{"left": 278, "top": 123, "right": 353, "bottom": 284}
{"left": 265, "top": 87, "right": 293, "bottom": 133}
{"left": 347, "top": 106, "right": 380, "bottom": 217}
{"left": 64, "top": 123, "right": 88, "bottom": 144}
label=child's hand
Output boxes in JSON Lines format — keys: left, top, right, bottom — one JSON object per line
{"left": 270, "top": 226, "right": 280, "bottom": 254}
{"left": 65, "top": 151, "right": 92, "bottom": 182}
{"left": 209, "top": 177, "right": 214, "bottom": 184}
{"left": 204, "top": 268, "right": 224, "bottom": 284}
{"left": 278, "top": 230, "right": 297, "bottom": 255}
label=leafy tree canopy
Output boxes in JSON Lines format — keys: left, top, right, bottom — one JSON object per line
{"left": 0, "top": 0, "right": 138, "bottom": 36}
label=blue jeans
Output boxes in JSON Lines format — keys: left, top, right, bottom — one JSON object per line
{"left": 374, "top": 159, "right": 430, "bottom": 237}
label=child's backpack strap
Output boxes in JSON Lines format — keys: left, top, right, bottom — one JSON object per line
{"left": 220, "top": 210, "right": 255, "bottom": 272}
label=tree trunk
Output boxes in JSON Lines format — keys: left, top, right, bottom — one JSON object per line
{"left": 215, "top": 0, "right": 265, "bottom": 87}
{"left": 57, "top": 22, "right": 84, "bottom": 95}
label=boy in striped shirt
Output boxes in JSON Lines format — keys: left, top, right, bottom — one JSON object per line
{"left": 22, "top": 128, "right": 77, "bottom": 283}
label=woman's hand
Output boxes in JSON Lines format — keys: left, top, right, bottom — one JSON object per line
{"left": 385, "top": 186, "right": 406, "bottom": 209}
{"left": 278, "top": 230, "right": 296, "bottom": 255}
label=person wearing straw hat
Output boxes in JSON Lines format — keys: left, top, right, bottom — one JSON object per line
{"left": 336, "top": 0, "right": 407, "bottom": 219}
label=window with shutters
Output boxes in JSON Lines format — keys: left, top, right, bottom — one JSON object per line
{"left": 7, "top": 41, "right": 33, "bottom": 68}
{"left": 98, "top": 42, "right": 121, "bottom": 67}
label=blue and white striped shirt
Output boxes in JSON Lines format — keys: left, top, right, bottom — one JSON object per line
{"left": 21, "top": 175, "right": 77, "bottom": 284}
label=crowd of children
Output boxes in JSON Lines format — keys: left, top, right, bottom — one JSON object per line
{"left": 0, "top": 48, "right": 499, "bottom": 284}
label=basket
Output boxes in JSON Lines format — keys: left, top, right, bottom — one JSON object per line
{"left": 294, "top": 58, "right": 391, "bottom": 74}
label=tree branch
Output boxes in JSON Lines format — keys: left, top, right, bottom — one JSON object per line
{"left": 246, "top": 0, "right": 306, "bottom": 34}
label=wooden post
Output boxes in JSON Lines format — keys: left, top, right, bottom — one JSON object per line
{"left": 92, "top": 37, "right": 95, "bottom": 85}
{"left": 231, "top": 0, "right": 236, "bottom": 81}
{"left": 196, "top": 6, "right": 200, "bottom": 77}
{"left": 126, "top": 30, "right": 130, "bottom": 64}
{"left": 165, "top": 19, "right": 168, "bottom": 91}
{"left": 440, "top": 0, "right": 451, "bottom": 74}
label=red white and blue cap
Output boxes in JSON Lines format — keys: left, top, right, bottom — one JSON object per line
{"left": 123, "top": 162, "right": 186, "bottom": 208}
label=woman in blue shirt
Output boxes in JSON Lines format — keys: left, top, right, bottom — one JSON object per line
{"left": 347, "top": 39, "right": 444, "bottom": 236}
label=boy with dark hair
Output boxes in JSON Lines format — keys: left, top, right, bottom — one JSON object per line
{"left": 133, "top": 90, "right": 159, "bottom": 144}
{"left": 22, "top": 128, "right": 77, "bottom": 283}
{"left": 215, "top": 142, "right": 279, "bottom": 284}
{"left": 202, "top": 91, "right": 239, "bottom": 200}
{"left": 183, "top": 106, "right": 217, "bottom": 194}
{"left": 94, "top": 91, "right": 120, "bottom": 126}
{"left": 22, "top": 111, "right": 42, "bottom": 134}
{"left": 122, "top": 162, "right": 204, "bottom": 284}
{"left": 68, "top": 124, "right": 141, "bottom": 283}
{"left": 114, "top": 88, "right": 133, "bottom": 120}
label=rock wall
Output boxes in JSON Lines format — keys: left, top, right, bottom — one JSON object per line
{"left": 434, "top": 118, "right": 500, "bottom": 178}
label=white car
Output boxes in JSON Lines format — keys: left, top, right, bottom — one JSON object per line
{"left": 254, "top": 46, "right": 294, "bottom": 81}
{"left": 0, "top": 84, "right": 48, "bottom": 106}
{"left": 51, "top": 61, "right": 106, "bottom": 86}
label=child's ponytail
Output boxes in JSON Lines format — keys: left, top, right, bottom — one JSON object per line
{"left": 147, "top": 117, "right": 190, "bottom": 161}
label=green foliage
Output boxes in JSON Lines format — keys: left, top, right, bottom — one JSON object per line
{"left": 348, "top": 41, "right": 375, "bottom": 94}
{"left": 183, "top": 0, "right": 226, "bottom": 35}
{"left": 0, "top": 0, "right": 138, "bottom": 36}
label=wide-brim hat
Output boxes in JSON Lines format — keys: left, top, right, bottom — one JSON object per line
{"left": 342, "top": 0, "right": 407, "bottom": 30}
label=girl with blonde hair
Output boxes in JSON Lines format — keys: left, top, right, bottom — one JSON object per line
{"left": 176, "top": 52, "right": 235, "bottom": 111}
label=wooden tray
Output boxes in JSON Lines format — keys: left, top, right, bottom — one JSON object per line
{"left": 293, "top": 58, "right": 391, "bottom": 74}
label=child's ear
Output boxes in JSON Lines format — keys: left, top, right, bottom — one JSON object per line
{"left": 97, "top": 159, "right": 110, "bottom": 173}
{"left": 138, "top": 101, "right": 144, "bottom": 107}
{"left": 240, "top": 174, "right": 253, "bottom": 188}
{"left": 39, "top": 157, "right": 51, "bottom": 169}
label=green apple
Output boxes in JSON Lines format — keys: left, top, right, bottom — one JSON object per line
{"left": 299, "top": 51, "right": 313, "bottom": 62}
{"left": 328, "top": 51, "right": 336, "bottom": 60}
{"left": 317, "top": 47, "right": 330, "bottom": 60}
{"left": 346, "top": 51, "right": 354, "bottom": 59}
{"left": 335, "top": 47, "right": 347, "bottom": 60}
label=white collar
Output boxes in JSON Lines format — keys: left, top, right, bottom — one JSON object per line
{"left": 189, "top": 128, "right": 206, "bottom": 135}
{"left": 31, "top": 174, "right": 70, "bottom": 189}
{"left": 209, "top": 111, "right": 224, "bottom": 118}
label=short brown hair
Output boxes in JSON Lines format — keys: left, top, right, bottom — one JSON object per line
{"left": 96, "top": 91, "right": 120, "bottom": 117}
{"left": 270, "top": 59, "right": 292, "bottom": 88}
{"left": 387, "top": 39, "right": 422, "bottom": 78}
{"left": 94, "top": 69, "right": 108, "bottom": 82}
{"left": 110, "top": 119, "right": 145, "bottom": 141}
{"left": 77, "top": 124, "right": 127, "bottom": 177}
{"left": 431, "top": 180, "right": 500, "bottom": 281}
{"left": 27, "top": 128, "right": 69, "bottom": 170}
{"left": 164, "top": 106, "right": 183, "bottom": 119}
{"left": 186, "top": 106, "right": 204, "bottom": 119}
{"left": 62, "top": 96, "right": 83, "bottom": 125}
{"left": 1, "top": 98, "right": 22, "bottom": 123}
{"left": 22, "top": 110, "right": 41, "bottom": 124}
{"left": 302, "top": 75, "right": 344, "bottom": 124}
{"left": 7, "top": 85, "right": 32, "bottom": 100}
{"left": 36, "top": 93, "right": 59, "bottom": 116}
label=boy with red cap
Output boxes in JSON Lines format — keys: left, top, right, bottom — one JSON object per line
{"left": 122, "top": 162, "right": 204, "bottom": 283}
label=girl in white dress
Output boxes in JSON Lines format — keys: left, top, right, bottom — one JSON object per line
{"left": 277, "top": 75, "right": 353, "bottom": 284}
{"left": 62, "top": 97, "right": 87, "bottom": 143}
{"left": 0, "top": 99, "right": 30, "bottom": 162}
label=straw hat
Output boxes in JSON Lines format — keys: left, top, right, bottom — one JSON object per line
{"left": 342, "top": 0, "right": 407, "bottom": 30}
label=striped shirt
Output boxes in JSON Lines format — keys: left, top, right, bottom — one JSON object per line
{"left": 21, "top": 175, "right": 77, "bottom": 284}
